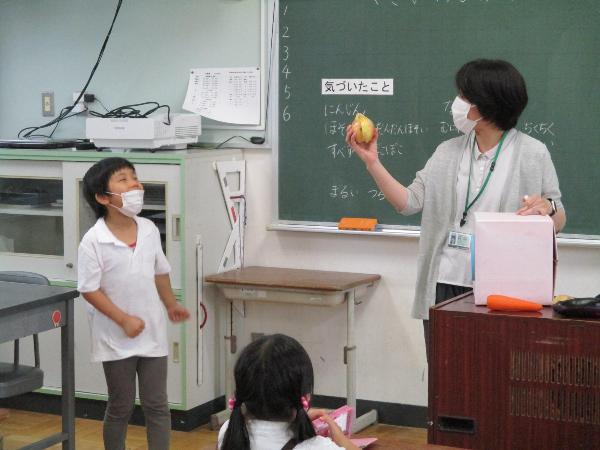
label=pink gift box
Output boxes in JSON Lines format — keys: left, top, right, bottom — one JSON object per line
{"left": 473, "top": 212, "right": 557, "bottom": 306}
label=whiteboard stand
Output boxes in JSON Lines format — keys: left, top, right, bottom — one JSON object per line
{"left": 205, "top": 266, "right": 381, "bottom": 433}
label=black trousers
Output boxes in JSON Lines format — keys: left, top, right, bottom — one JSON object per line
{"left": 423, "top": 283, "right": 472, "bottom": 362}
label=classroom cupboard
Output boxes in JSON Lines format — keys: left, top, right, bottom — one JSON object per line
{"left": 0, "top": 149, "right": 242, "bottom": 428}
{"left": 429, "top": 293, "right": 600, "bottom": 449}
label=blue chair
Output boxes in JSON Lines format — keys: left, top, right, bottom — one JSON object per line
{"left": 0, "top": 271, "right": 47, "bottom": 398}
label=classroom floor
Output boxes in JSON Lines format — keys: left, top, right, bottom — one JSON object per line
{"left": 0, "top": 409, "right": 428, "bottom": 450}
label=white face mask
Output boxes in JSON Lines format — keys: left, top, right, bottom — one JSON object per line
{"left": 106, "top": 189, "right": 144, "bottom": 217}
{"left": 451, "top": 96, "right": 481, "bottom": 135}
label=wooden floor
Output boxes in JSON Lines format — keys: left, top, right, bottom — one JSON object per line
{"left": 0, "top": 409, "right": 428, "bottom": 450}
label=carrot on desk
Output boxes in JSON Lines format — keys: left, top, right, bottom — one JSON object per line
{"left": 487, "top": 294, "right": 543, "bottom": 311}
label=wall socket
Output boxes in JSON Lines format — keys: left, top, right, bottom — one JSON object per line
{"left": 41, "top": 91, "right": 54, "bottom": 117}
{"left": 72, "top": 91, "right": 86, "bottom": 114}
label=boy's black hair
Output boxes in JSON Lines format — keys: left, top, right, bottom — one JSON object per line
{"left": 455, "top": 59, "right": 528, "bottom": 131}
{"left": 82, "top": 157, "right": 136, "bottom": 219}
{"left": 221, "top": 334, "right": 316, "bottom": 450}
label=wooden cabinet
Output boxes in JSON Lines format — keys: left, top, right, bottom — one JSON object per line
{"left": 429, "top": 293, "right": 600, "bottom": 450}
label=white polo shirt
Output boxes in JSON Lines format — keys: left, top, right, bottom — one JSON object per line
{"left": 77, "top": 216, "right": 171, "bottom": 362}
{"left": 437, "top": 129, "right": 516, "bottom": 287}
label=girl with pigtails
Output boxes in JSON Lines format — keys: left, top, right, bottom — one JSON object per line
{"left": 218, "top": 334, "right": 360, "bottom": 450}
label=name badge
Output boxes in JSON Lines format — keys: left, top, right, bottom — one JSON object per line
{"left": 448, "top": 230, "right": 472, "bottom": 250}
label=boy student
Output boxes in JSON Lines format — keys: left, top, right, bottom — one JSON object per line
{"left": 77, "top": 157, "right": 189, "bottom": 450}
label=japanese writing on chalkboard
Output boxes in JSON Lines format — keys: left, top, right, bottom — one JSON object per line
{"left": 321, "top": 79, "right": 394, "bottom": 96}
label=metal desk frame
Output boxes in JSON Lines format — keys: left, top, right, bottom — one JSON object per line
{"left": 0, "top": 281, "right": 78, "bottom": 450}
{"left": 206, "top": 266, "right": 380, "bottom": 433}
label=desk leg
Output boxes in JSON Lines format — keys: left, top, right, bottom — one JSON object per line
{"left": 346, "top": 290, "right": 357, "bottom": 417}
{"left": 61, "top": 299, "right": 75, "bottom": 450}
{"left": 210, "top": 300, "right": 234, "bottom": 430}
{"left": 346, "top": 290, "right": 378, "bottom": 433}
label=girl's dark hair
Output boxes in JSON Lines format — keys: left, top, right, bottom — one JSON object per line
{"left": 221, "top": 334, "right": 316, "bottom": 450}
{"left": 455, "top": 59, "right": 528, "bottom": 130}
{"left": 82, "top": 157, "right": 135, "bottom": 219}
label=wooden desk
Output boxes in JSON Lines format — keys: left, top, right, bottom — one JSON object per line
{"left": 429, "top": 293, "right": 600, "bottom": 450}
{"left": 205, "top": 266, "right": 380, "bottom": 432}
{"left": 0, "top": 281, "right": 78, "bottom": 450}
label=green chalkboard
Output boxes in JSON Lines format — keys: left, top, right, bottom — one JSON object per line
{"left": 278, "top": 0, "right": 600, "bottom": 237}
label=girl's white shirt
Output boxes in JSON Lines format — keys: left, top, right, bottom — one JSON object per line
{"left": 77, "top": 216, "right": 171, "bottom": 362}
{"left": 218, "top": 418, "right": 343, "bottom": 450}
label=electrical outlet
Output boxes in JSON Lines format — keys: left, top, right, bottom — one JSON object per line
{"left": 41, "top": 91, "right": 54, "bottom": 116}
{"left": 72, "top": 91, "right": 86, "bottom": 113}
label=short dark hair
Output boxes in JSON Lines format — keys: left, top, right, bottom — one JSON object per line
{"left": 455, "top": 59, "right": 528, "bottom": 130}
{"left": 221, "top": 334, "right": 316, "bottom": 450}
{"left": 82, "top": 157, "right": 136, "bottom": 219}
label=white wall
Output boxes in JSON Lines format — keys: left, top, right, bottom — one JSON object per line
{"left": 0, "top": 0, "right": 264, "bottom": 143}
{"left": 233, "top": 148, "right": 600, "bottom": 408}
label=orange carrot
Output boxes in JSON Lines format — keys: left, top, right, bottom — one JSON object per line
{"left": 487, "top": 294, "right": 543, "bottom": 311}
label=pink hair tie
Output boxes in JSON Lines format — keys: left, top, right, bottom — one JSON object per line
{"left": 301, "top": 396, "right": 309, "bottom": 410}
{"left": 228, "top": 397, "right": 236, "bottom": 410}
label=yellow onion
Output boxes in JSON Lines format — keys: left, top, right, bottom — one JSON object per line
{"left": 351, "top": 113, "right": 375, "bottom": 144}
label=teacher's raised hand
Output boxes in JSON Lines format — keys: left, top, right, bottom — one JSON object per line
{"left": 345, "top": 124, "right": 379, "bottom": 168}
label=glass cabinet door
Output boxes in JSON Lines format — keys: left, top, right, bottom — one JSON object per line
{"left": 0, "top": 161, "right": 69, "bottom": 279}
{"left": 0, "top": 177, "right": 63, "bottom": 255}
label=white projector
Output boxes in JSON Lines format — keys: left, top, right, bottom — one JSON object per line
{"left": 86, "top": 113, "right": 201, "bottom": 149}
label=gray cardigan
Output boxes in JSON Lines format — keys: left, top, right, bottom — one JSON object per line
{"left": 401, "top": 130, "right": 563, "bottom": 320}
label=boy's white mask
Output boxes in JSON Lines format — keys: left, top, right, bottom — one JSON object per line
{"left": 106, "top": 189, "right": 144, "bottom": 217}
{"left": 451, "top": 96, "right": 482, "bottom": 135}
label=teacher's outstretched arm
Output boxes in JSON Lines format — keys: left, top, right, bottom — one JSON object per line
{"left": 346, "top": 125, "right": 409, "bottom": 212}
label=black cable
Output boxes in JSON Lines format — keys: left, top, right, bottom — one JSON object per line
{"left": 17, "top": 0, "right": 124, "bottom": 138}
{"left": 49, "top": 106, "right": 89, "bottom": 137}
{"left": 96, "top": 97, "right": 111, "bottom": 113}
{"left": 23, "top": 106, "right": 88, "bottom": 139}
{"left": 40, "top": 106, "right": 74, "bottom": 138}
{"left": 214, "top": 135, "right": 256, "bottom": 149}
{"left": 89, "top": 101, "right": 171, "bottom": 125}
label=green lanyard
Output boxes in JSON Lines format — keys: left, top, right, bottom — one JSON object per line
{"left": 460, "top": 131, "right": 508, "bottom": 227}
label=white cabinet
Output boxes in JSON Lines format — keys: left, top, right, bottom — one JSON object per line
{"left": 0, "top": 149, "right": 242, "bottom": 414}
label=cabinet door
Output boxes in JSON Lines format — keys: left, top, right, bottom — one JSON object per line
{"left": 0, "top": 160, "right": 72, "bottom": 279}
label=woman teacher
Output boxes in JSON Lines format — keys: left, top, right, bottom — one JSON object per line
{"left": 345, "top": 59, "right": 566, "bottom": 356}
